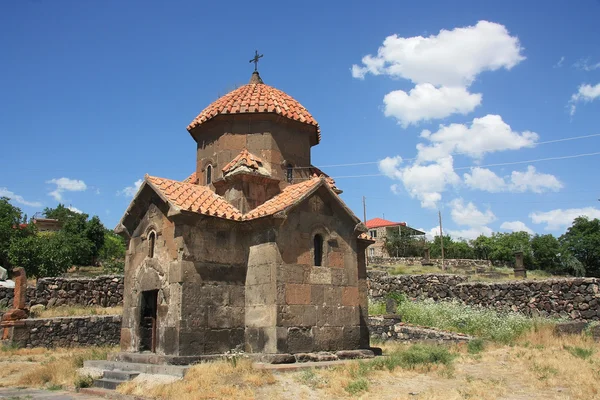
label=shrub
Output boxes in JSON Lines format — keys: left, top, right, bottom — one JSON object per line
{"left": 467, "top": 338, "right": 486, "bottom": 354}
{"left": 564, "top": 345, "right": 594, "bottom": 359}
{"left": 74, "top": 374, "right": 95, "bottom": 389}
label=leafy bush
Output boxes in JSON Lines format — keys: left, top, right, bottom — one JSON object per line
{"left": 345, "top": 378, "right": 369, "bottom": 395}
{"left": 8, "top": 232, "right": 73, "bottom": 277}
{"left": 74, "top": 374, "right": 95, "bottom": 389}
{"left": 397, "top": 299, "right": 546, "bottom": 343}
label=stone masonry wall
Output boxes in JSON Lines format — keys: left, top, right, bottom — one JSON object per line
{"left": 0, "top": 276, "right": 124, "bottom": 309}
{"left": 368, "top": 316, "right": 472, "bottom": 343}
{"left": 368, "top": 257, "right": 493, "bottom": 269}
{"left": 7, "top": 315, "right": 122, "bottom": 348}
{"left": 368, "top": 270, "right": 600, "bottom": 320}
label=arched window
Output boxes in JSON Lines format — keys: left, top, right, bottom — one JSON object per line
{"left": 148, "top": 231, "right": 156, "bottom": 258}
{"left": 206, "top": 165, "right": 213, "bottom": 185}
{"left": 286, "top": 164, "right": 293, "bottom": 183}
{"left": 313, "top": 234, "right": 323, "bottom": 266}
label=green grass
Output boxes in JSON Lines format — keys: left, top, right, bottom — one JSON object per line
{"left": 378, "top": 299, "right": 552, "bottom": 343}
{"left": 368, "top": 300, "right": 386, "bottom": 316}
{"left": 345, "top": 378, "right": 369, "bottom": 395}
{"left": 467, "top": 338, "right": 486, "bottom": 354}
{"left": 564, "top": 345, "right": 594, "bottom": 359}
{"left": 360, "top": 344, "right": 455, "bottom": 373}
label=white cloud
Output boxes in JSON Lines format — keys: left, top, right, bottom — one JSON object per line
{"left": 510, "top": 166, "right": 563, "bottom": 193}
{"left": 383, "top": 84, "right": 482, "bottom": 127}
{"left": 500, "top": 220, "right": 533, "bottom": 234}
{"left": 464, "top": 166, "right": 562, "bottom": 194}
{"left": 554, "top": 56, "right": 565, "bottom": 68}
{"left": 67, "top": 205, "right": 83, "bottom": 214}
{"left": 417, "top": 114, "right": 539, "bottom": 162}
{"left": 118, "top": 179, "right": 143, "bottom": 198}
{"left": 449, "top": 198, "right": 496, "bottom": 227}
{"left": 574, "top": 58, "right": 600, "bottom": 71}
{"left": 530, "top": 207, "right": 600, "bottom": 231}
{"left": 381, "top": 156, "right": 460, "bottom": 209}
{"left": 569, "top": 83, "right": 600, "bottom": 115}
{"left": 390, "top": 184, "right": 402, "bottom": 195}
{"left": 352, "top": 20, "right": 525, "bottom": 86}
{"left": 463, "top": 167, "right": 507, "bottom": 192}
{"left": 0, "top": 188, "right": 42, "bottom": 208}
{"left": 46, "top": 178, "right": 87, "bottom": 201}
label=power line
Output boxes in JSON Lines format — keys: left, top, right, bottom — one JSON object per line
{"left": 298, "top": 133, "right": 600, "bottom": 170}
{"left": 327, "top": 151, "right": 600, "bottom": 179}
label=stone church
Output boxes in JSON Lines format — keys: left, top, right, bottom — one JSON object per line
{"left": 115, "top": 68, "right": 374, "bottom": 359}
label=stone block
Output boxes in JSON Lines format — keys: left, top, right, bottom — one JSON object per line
{"left": 245, "top": 305, "right": 276, "bottom": 327}
{"left": 278, "top": 305, "right": 317, "bottom": 327}
{"left": 309, "top": 268, "right": 332, "bottom": 285}
{"left": 330, "top": 269, "right": 345, "bottom": 286}
{"left": 554, "top": 321, "right": 589, "bottom": 336}
{"left": 207, "top": 306, "right": 244, "bottom": 328}
{"left": 323, "top": 286, "right": 342, "bottom": 306}
{"left": 245, "top": 283, "right": 275, "bottom": 306}
{"left": 277, "top": 264, "right": 307, "bottom": 284}
{"left": 120, "top": 328, "right": 132, "bottom": 351}
{"left": 342, "top": 286, "right": 359, "bottom": 307}
{"left": 314, "top": 326, "right": 344, "bottom": 351}
{"left": 311, "top": 285, "right": 324, "bottom": 305}
{"left": 248, "top": 242, "right": 283, "bottom": 267}
{"left": 287, "top": 327, "right": 314, "bottom": 353}
{"left": 328, "top": 251, "right": 344, "bottom": 269}
{"left": 285, "top": 283, "right": 311, "bottom": 305}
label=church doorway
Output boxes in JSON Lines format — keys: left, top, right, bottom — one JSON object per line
{"left": 140, "top": 290, "right": 158, "bottom": 352}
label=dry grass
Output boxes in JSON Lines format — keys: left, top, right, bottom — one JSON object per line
{"left": 117, "top": 358, "right": 275, "bottom": 399}
{"left": 5, "top": 346, "right": 115, "bottom": 390}
{"left": 30, "top": 305, "right": 123, "bottom": 318}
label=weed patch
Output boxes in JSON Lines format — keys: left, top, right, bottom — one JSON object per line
{"left": 345, "top": 378, "right": 369, "bottom": 395}
{"left": 467, "top": 338, "right": 486, "bottom": 354}
{"left": 396, "top": 299, "right": 552, "bottom": 343}
{"left": 564, "top": 345, "right": 594, "bottom": 359}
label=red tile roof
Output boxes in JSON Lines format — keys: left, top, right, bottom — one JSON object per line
{"left": 222, "top": 149, "right": 265, "bottom": 175}
{"left": 137, "top": 175, "right": 365, "bottom": 241}
{"left": 365, "top": 218, "right": 406, "bottom": 229}
{"left": 182, "top": 172, "right": 198, "bottom": 184}
{"left": 244, "top": 177, "right": 322, "bottom": 220}
{"left": 146, "top": 175, "right": 243, "bottom": 220}
{"left": 187, "top": 82, "right": 320, "bottom": 143}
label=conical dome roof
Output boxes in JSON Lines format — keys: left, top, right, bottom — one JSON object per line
{"left": 187, "top": 72, "right": 320, "bottom": 143}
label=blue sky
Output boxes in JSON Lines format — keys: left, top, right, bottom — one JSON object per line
{"left": 1, "top": 0, "right": 599, "bottom": 239}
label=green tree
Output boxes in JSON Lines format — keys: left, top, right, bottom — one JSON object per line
{"left": 384, "top": 226, "right": 426, "bottom": 257}
{"left": 0, "top": 198, "right": 24, "bottom": 269}
{"left": 85, "top": 216, "right": 106, "bottom": 261}
{"left": 471, "top": 235, "right": 493, "bottom": 260}
{"left": 560, "top": 217, "right": 600, "bottom": 277}
{"left": 8, "top": 231, "right": 73, "bottom": 277}
{"left": 99, "top": 231, "right": 126, "bottom": 261}
{"left": 530, "top": 234, "right": 560, "bottom": 272}
{"left": 488, "top": 232, "right": 533, "bottom": 267}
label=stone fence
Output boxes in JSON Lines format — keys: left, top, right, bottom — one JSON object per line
{"left": 0, "top": 276, "right": 124, "bottom": 309}
{"left": 4, "top": 315, "right": 122, "bottom": 348}
{"left": 368, "top": 271, "right": 600, "bottom": 320}
{"left": 368, "top": 257, "right": 493, "bottom": 269}
{"left": 368, "top": 315, "right": 473, "bottom": 343}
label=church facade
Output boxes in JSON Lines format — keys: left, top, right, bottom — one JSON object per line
{"left": 115, "top": 71, "right": 373, "bottom": 358}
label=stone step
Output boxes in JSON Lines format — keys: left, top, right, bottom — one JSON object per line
{"left": 84, "top": 360, "right": 189, "bottom": 377}
{"left": 94, "top": 378, "right": 126, "bottom": 390}
{"left": 103, "top": 370, "right": 141, "bottom": 381}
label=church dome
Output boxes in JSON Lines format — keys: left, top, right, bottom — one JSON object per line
{"left": 187, "top": 72, "right": 320, "bottom": 143}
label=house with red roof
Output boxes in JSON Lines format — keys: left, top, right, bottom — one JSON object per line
{"left": 365, "top": 218, "right": 425, "bottom": 260}
{"left": 114, "top": 68, "right": 375, "bottom": 361}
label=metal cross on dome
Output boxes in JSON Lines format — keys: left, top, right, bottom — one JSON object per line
{"left": 249, "top": 50, "right": 263, "bottom": 72}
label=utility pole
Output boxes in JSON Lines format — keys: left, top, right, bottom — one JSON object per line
{"left": 439, "top": 210, "right": 445, "bottom": 271}
{"left": 362, "top": 196, "right": 367, "bottom": 224}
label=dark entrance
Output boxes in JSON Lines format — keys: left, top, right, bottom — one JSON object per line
{"left": 140, "top": 290, "right": 158, "bottom": 352}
